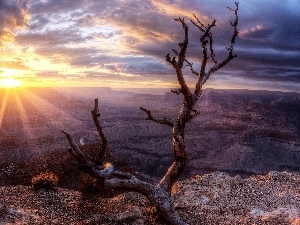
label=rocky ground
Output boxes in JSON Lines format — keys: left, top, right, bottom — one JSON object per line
{"left": 1, "top": 88, "right": 300, "bottom": 224}
{"left": 1, "top": 171, "right": 300, "bottom": 224}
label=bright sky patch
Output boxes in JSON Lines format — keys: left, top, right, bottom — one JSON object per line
{"left": 1, "top": 77, "right": 23, "bottom": 88}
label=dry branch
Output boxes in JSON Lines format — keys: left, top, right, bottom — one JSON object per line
{"left": 166, "top": 17, "right": 191, "bottom": 97}
{"left": 140, "top": 107, "right": 174, "bottom": 127}
{"left": 62, "top": 3, "right": 239, "bottom": 225}
{"left": 91, "top": 98, "right": 108, "bottom": 164}
{"left": 63, "top": 99, "right": 188, "bottom": 225}
{"left": 171, "top": 88, "right": 182, "bottom": 95}
{"left": 197, "top": 2, "right": 239, "bottom": 90}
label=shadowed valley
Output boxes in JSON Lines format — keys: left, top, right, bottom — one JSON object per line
{"left": 0, "top": 87, "right": 300, "bottom": 187}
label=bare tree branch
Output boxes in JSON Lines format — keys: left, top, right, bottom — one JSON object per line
{"left": 198, "top": 20, "right": 216, "bottom": 80}
{"left": 63, "top": 105, "right": 187, "bottom": 224}
{"left": 103, "top": 175, "right": 188, "bottom": 225}
{"left": 140, "top": 107, "right": 174, "bottom": 127}
{"left": 185, "top": 59, "right": 199, "bottom": 76}
{"left": 62, "top": 3, "right": 239, "bottom": 225}
{"left": 166, "top": 17, "right": 191, "bottom": 97}
{"left": 91, "top": 98, "right": 108, "bottom": 164}
{"left": 171, "top": 88, "right": 182, "bottom": 95}
{"left": 61, "top": 131, "right": 89, "bottom": 164}
{"left": 195, "top": 2, "right": 239, "bottom": 96}
{"left": 187, "top": 109, "right": 200, "bottom": 122}
{"left": 208, "top": 33, "right": 217, "bottom": 64}
{"left": 191, "top": 14, "right": 206, "bottom": 32}
{"left": 172, "top": 49, "right": 198, "bottom": 76}
{"left": 160, "top": 2, "right": 239, "bottom": 192}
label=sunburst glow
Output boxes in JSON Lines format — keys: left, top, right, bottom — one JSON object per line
{"left": 1, "top": 77, "right": 23, "bottom": 88}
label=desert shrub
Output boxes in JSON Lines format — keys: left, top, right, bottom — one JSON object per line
{"left": 31, "top": 172, "right": 59, "bottom": 191}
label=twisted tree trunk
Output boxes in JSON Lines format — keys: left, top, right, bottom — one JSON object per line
{"left": 62, "top": 3, "right": 239, "bottom": 224}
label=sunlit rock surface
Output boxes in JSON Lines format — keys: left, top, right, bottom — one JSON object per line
{"left": 173, "top": 171, "right": 300, "bottom": 224}
{"left": 1, "top": 171, "right": 300, "bottom": 224}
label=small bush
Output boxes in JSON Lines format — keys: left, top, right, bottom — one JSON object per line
{"left": 31, "top": 172, "right": 59, "bottom": 191}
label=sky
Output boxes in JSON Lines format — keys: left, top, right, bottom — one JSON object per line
{"left": 0, "top": 0, "right": 299, "bottom": 92}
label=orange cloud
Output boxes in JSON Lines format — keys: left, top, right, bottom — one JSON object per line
{"left": 0, "top": 0, "right": 29, "bottom": 46}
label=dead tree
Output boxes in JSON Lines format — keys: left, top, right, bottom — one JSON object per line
{"left": 62, "top": 3, "right": 239, "bottom": 225}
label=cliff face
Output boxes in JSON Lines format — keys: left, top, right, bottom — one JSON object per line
{"left": 1, "top": 171, "right": 300, "bottom": 225}
{"left": 1, "top": 88, "right": 300, "bottom": 224}
{"left": 1, "top": 88, "right": 300, "bottom": 178}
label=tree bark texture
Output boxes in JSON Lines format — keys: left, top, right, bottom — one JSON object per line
{"left": 62, "top": 3, "right": 239, "bottom": 225}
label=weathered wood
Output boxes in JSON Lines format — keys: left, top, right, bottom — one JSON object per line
{"left": 63, "top": 3, "right": 239, "bottom": 225}
{"left": 62, "top": 100, "right": 188, "bottom": 224}
{"left": 161, "top": 2, "right": 239, "bottom": 194}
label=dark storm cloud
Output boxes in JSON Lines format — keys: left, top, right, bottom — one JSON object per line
{"left": 111, "top": 59, "right": 172, "bottom": 75}
{"left": 9, "top": 0, "right": 300, "bottom": 89}
{"left": 0, "top": 0, "right": 29, "bottom": 45}
{"left": 71, "top": 54, "right": 172, "bottom": 76}
{"left": 154, "top": 1, "right": 300, "bottom": 85}
{"left": 15, "top": 29, "right": 88, "bottom": 47}
{"left": 231, "top": 1, "right": 300, "bottom": 85}
{"left": 239, "top": 1, "right": 300, "bottom": 50}
{"left": 240, "top": 26, "right": 275, "bottom": 42}
{"left": 29, "top": 0, "right": 87, "bottom": 14}
{"left": 29, "top": 14, "right": 50, "bottom": 30}
{"left": 237, "top": 48, "right": 300, "bottom": 68}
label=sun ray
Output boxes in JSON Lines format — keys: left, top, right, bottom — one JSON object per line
{"left": 1, "top": 88, "right": 89, "bottom": 159}
{"left": 0, "top": 89, "right": 10, "bottom": 129}
{"left": 21, "top": 89, "right": 85, "bottom": 131}
{"left": 12, "top": 89, "right": 33, "bottom": 139}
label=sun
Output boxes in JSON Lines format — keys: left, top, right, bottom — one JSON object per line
{"left": 1, "top": 77, "right": 23, "bottom": 88}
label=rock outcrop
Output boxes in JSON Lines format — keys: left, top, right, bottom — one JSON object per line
{"left": 173, "top": 171, "right": 300, "bottom": 224}
{"left": 1, "top": 171, "right": 300, "bottom": 224}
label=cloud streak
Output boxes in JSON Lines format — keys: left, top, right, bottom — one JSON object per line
{"left": 0, "top": 0, "right": 29, "bottom": 45}
{"left": 0, "top": 0, "right": 299, "bottom": 92}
